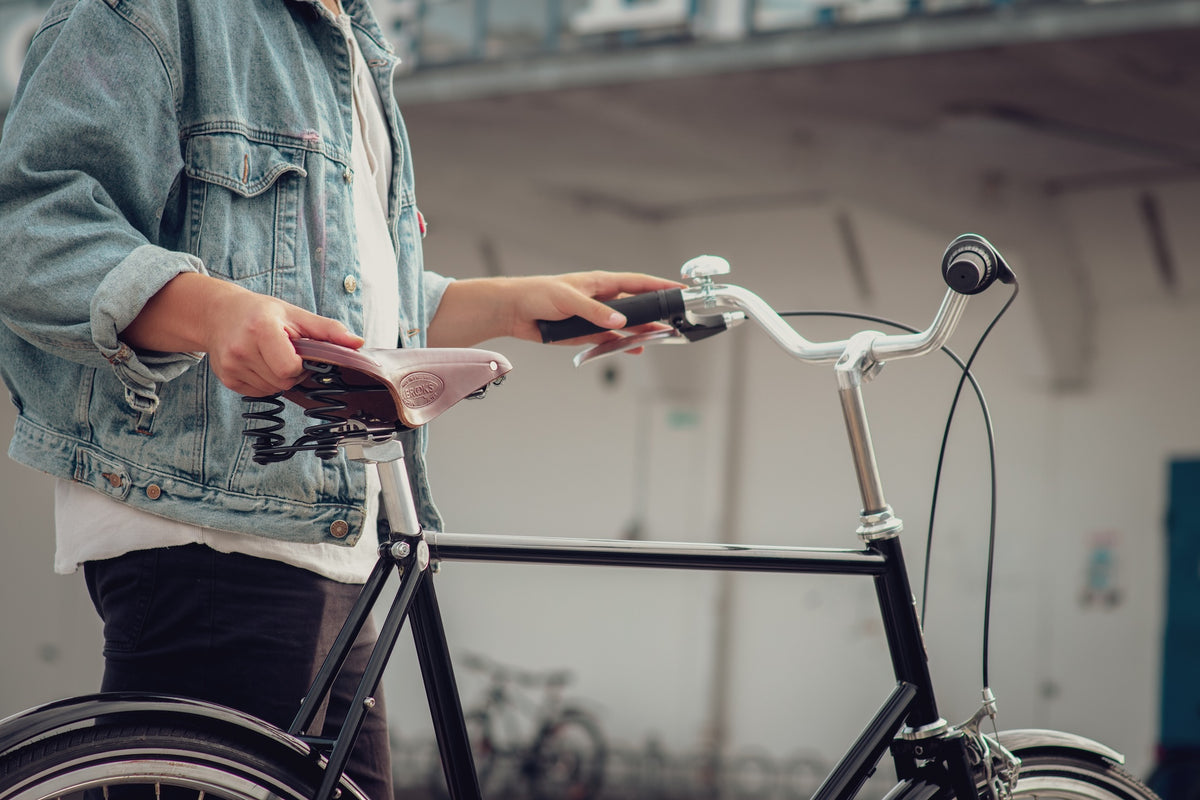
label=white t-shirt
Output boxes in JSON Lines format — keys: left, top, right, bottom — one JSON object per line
{"left": 54, "top": 22, "right": 400, "bottom": 584}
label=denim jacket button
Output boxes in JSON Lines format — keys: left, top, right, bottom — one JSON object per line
{"left": 330, "top": 520, "right": 349, "bottom": 538}
{"left": 343, "top": 275, "right": 358, "bottom": 293}
{"left": 146, "top": 484, "right": 162, "bottom": 500}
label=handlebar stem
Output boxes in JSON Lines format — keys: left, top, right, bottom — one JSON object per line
{"left": 836, "top": 334, "right": 904, "bottom": 540}
{"left": 680, "top": 281, "right": 973, "bottom": 541}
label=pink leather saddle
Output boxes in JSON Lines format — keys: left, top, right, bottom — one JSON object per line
{"left": 284, "top": 339, "right": 513, "bottom": 429}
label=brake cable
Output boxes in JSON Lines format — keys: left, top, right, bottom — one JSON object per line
{"left": 782, "top": 278, "right": 1018, "bottom": 689}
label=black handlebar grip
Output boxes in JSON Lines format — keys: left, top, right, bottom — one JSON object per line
{"left": 941, "top": 233, "right": 1016, "bottom": 295}
{"left": 537, "top": 288, "right": 686, "bottom": 343}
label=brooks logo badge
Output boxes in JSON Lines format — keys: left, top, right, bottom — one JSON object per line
{"left": 400, "top": 373, "right": 444, "bottom": 408}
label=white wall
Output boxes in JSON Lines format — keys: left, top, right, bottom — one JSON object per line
{"left": 1, "top": 164, "right": 1195, "bottom": 785}
{"left": 0, "top": 399, "right": 102, "bottom": 714}
{"left": 376, "top": 182, "right": 1199, "bottom": 779}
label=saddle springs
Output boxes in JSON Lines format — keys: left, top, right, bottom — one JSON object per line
{"left": 241, "top": 362, "right": 402, "bottom": 464}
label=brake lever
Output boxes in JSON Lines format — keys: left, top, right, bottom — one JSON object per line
{"left": 572, "top": 313, "right": 743, "bottom": 367}
{"left": 573, "top": 328, "right": 684, "bottom": 367}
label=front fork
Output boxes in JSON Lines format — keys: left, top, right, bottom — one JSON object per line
{"left": 891, "top": 696, "right": 1022, "bottom": 800}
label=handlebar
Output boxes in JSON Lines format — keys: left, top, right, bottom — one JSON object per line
{"left": 537, "top": 233, "right": 1014, "bottom": 368}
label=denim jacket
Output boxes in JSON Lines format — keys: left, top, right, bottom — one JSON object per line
{"left": 0, "top": 0, "right": 451, "bottom": 544}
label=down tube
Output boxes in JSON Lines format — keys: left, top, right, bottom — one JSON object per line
{"left": 812, "top": 682, "right": 918, "bottom": 800}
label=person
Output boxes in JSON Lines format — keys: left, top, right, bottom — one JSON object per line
{"left": 0, "top": 0, "right": 678, "bottom": 796}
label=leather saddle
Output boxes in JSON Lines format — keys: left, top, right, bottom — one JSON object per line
{"left": 283, "top": 339, "right": 513, "bottom": 429}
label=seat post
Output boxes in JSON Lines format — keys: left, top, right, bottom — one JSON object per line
{"left": 347, "top": 439, "right": 423, "bottom": 540}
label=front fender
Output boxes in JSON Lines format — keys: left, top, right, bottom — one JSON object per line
{"left": 996, "top": 729, "right": 1125, "bottom": 765}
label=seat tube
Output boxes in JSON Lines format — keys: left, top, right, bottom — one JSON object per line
{"left": 350, "top": 439, "right": 422, "bottom": 539}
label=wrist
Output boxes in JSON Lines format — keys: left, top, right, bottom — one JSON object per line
{"left": 430, "top": 277, "right": 516, "bottom": 347}
{"left": 123, "top": 272, "right": 237, "bottom": 354}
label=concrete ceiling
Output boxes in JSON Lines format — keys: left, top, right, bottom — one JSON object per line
{"left": 398, "top": 21, "right": 1200, "bottom": 388}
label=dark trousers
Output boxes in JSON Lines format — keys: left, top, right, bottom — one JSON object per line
{"left": 84, "top": 544, "right": 393, "bottom": 800}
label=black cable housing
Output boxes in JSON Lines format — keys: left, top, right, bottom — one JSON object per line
{"left": 782, "top": 279, "right": 1018, "bottom": 689}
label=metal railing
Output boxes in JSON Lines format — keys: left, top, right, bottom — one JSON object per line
{"left": 378, "top": 0, "right": 1185, "bottom": 75}
{"left": 1, "top": 0, "right": 1191, "bottom": 111}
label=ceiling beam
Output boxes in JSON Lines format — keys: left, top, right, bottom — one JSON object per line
{"left": 395, "top": 0, "right": 1200, "bottom": 106}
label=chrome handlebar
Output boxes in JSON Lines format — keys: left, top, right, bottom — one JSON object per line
{"left": 677, "top": 282, "right": 970, "bottom": 365}
{"left": 574, "top": 233, "right": 1012, "bottom": 369}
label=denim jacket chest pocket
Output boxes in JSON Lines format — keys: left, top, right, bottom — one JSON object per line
{"left": 183, "top": 131, "right": 309, "bottom": 292}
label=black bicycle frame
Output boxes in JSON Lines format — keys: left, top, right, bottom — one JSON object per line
{"left": 289, "top": 333, "right": 961, "bottom": 800}
{"left": 290, "top": 521, "right": 947, "bottom": 800}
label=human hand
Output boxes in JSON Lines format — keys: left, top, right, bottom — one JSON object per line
{"left": 428, "top": 271, "right": 684, "bottom": 348}
{"left": 122, "top": 273, "right": 364, "bottom": 396}
{"left": 505, "top": 271, "right": 685, "bottom": 344}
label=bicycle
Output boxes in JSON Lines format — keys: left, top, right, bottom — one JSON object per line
{"left": 427, "top": 652, "right": 606, "bottom": 799}
{"left": 0, "top": 233, "right": 1161, "bottom": 800}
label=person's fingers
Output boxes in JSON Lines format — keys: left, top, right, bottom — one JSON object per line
{"left": 290, "top": 311, "right": 366, "bottom": 350}
{"left": 562, "top": 270, "right": 683, "bottom": 299}
{"left": 234, "top": 307, "right": 362, "bottom": 394}
{"left": 555, "top": 295, "right": 629, "bottom": 330}
{"left": 551, "top": 271, "right": 687, "bottom": 328}
{"left": 210, "top": 347, "right": 294, "bottom": 396}
{"left": 257, "top": 330, "right": 306, "bottom": 387}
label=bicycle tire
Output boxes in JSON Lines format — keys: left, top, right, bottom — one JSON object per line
{"left": 1003, "top": 752, "right": 1159, "bottom": 800}
{"left": 525, "top": 708, "right": 607, "bottom": 800}
{"left": 0, "top": 719, "right": 355, "bottom": 800}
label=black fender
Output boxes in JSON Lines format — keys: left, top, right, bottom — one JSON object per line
{"left": 996, "top": 728, "right": 1125, "bottom": 766}
{"left": 0, "top": 692, "right": 366, "bottom": 798}
{"left": 881, "top": 728, "right": 1127, "bottom": 800}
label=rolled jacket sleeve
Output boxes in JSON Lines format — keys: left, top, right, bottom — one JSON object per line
{"left": 422, "top": 269, "right": 453, "bottom": 332}
{"left": 91, "top": 245, "right": 207, "bottom": 412}
{"left": 0, "top": 0, "right": 202, "bottom": 411}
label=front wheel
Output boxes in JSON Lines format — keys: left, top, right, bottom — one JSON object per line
{"left": 1005, "top": 752, "right": 1160, "bottom": 800}
{"left": 0, "top": 720, "right": 355, "bottom": 800}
